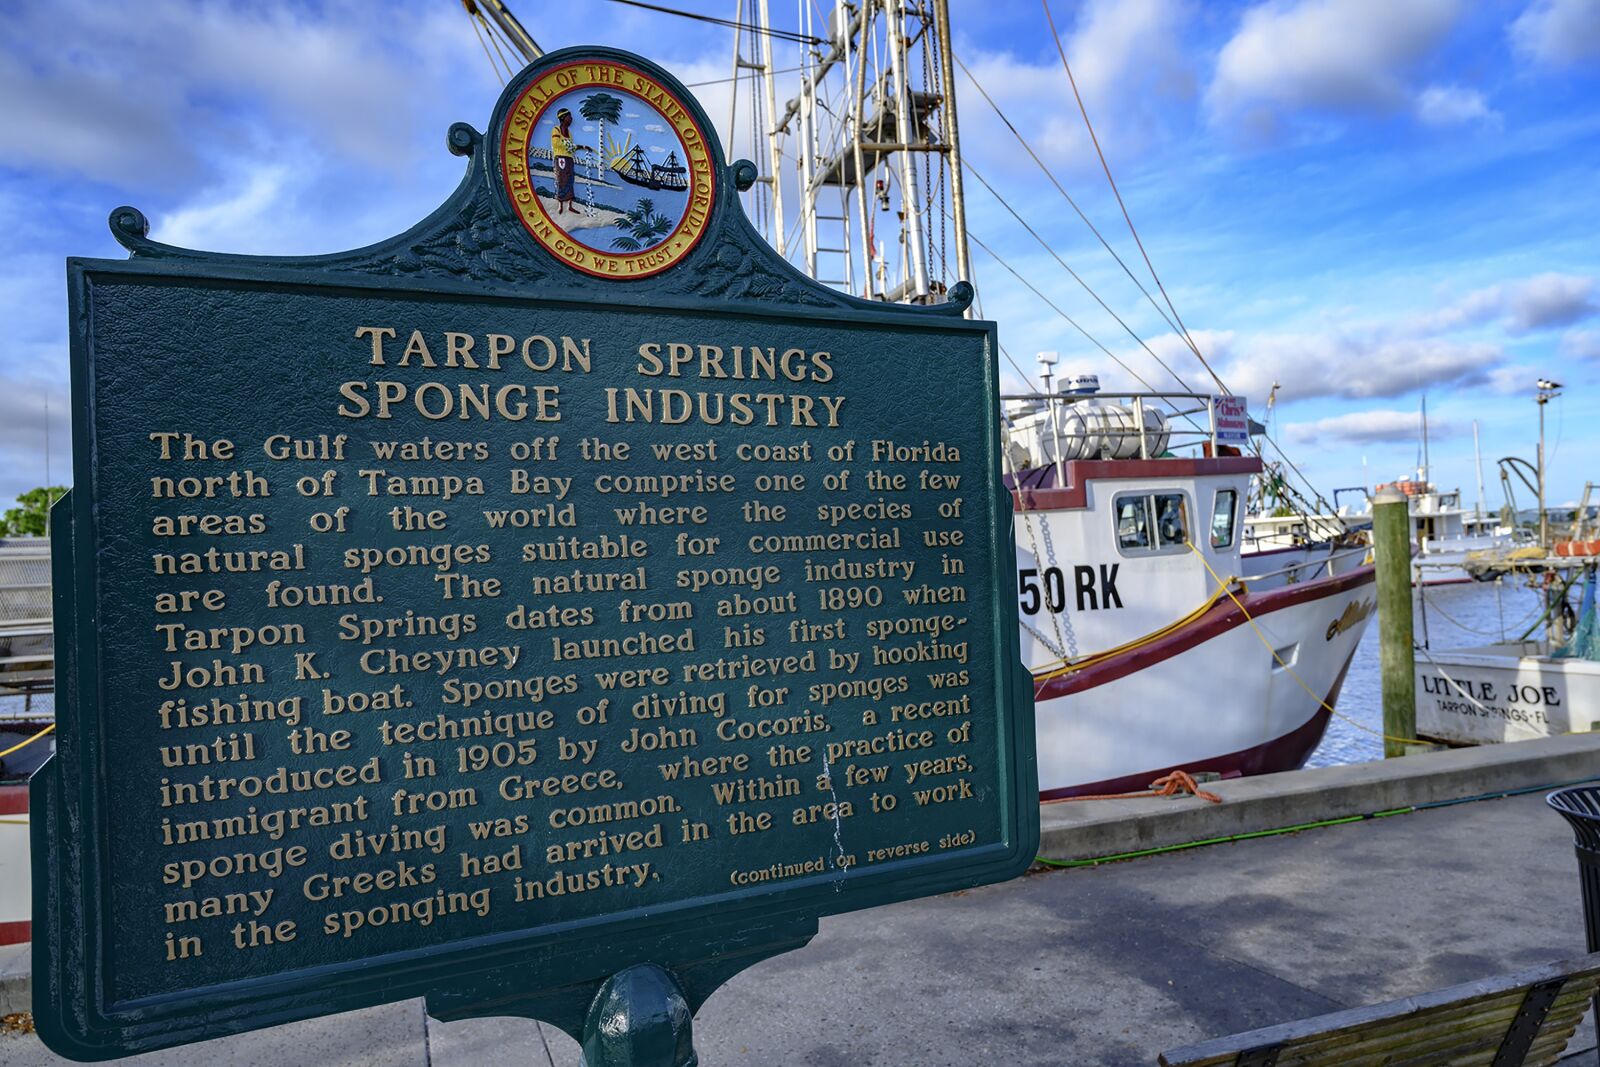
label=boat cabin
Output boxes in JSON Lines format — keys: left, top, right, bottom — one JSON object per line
{"left": 1003, "top": 386, "right": 1366, "bottom": 668}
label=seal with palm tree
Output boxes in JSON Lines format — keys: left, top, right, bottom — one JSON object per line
{"left": 579, "top": 92, "right": 624, "bottom": 171}
{"left": 611, "top": 198, "right": 674, "bottom": 251}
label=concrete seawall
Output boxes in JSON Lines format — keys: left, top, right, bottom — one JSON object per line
{"left": 1039, "top": 731, "right": 1600, "bottom": 862}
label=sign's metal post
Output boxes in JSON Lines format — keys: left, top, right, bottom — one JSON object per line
{"left": 33, "top": 45, "right": 1037, "bottom": 1062}
{"left": 580, "top": 964, "right": 694, "bottom": 1067}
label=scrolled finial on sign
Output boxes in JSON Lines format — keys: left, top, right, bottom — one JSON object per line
{"left": 448, "top": 123, "right": 482, "bottom": 158}
{"left": 108, "top": 206, "right": 151, "bottom": 252}
{"left": 731, "top": 159, "right": 759, "bottom": 192}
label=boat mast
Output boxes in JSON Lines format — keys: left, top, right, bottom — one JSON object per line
{"left": 931, "top": 0, "right": 969, "bottom": 287}
{"left": 759, "top": 0, "right": 961, "bottom": 303}
{"left": 1537, "top": 378, "right": 1561, "bottom": 550}
{"left": 757, "top": 0, "right": 786, "bottom": 255}
{"left": 884, "top": 8, "right": 929, "bottom": 298}
{"left": 1420, "top": 393, "right": 1430, "bottom": 486}
{"left": 1472, "top": 419, "right": 1486, "bottom": 524}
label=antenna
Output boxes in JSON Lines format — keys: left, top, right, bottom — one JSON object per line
{"left": 1036, "top": 350, "right": 1058, "bottom": 393}
{"left": 1472, "top": 419, "right": 1486, "bottom": 523}
{"left": 1420, "top": 393, "right": 1430, "bottom": 485}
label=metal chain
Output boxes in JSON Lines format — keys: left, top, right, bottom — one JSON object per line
{"left": 928, "top": 14, "right": 948, "bottom": 284}
{"left": 1000, "top": 410, "right": 1075, "bottom": 668}
{"left": 1036, "top": 501, "right": 1081, "bottom": 660}
{"left": 920, "top": 10, "right": 939, "bottom": 281}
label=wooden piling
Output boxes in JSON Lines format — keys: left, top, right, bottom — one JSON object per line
{"left": 1373, "top": 486, "right": 1415, "bottom": 757}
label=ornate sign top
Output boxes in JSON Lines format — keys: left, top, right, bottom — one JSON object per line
{"left": 33, "top": 46, "right": 1034, "bottom": 1063}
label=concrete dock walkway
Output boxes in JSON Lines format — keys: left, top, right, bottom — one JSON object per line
{"left": 6, "top": 753, "right": 1599, "bottom": 1063}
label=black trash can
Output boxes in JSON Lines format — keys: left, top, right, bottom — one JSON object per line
{"left": 1547, "top": 784, "right": 1600, "bottom": 1055}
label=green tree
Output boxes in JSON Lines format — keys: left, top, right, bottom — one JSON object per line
{"left": 612, "top": 198, "right": 673, "bottom": 251}
{"left": 579, "top": 92, "right": 624, "bottom": 170}
{"left": 3, "top": 486, "right": 67, "bottom": 537}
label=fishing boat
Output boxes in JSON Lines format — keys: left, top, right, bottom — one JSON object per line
{"left": 1410, "top": 381, "right": 1600, "bottom": 745}
{"left": 1414, "top": 556, "right": 1600, "bottom": 745}
{"left": 1003, "top": 385, "right": 1373, "bottom": 794}
{"left": 0, "top": 536, "right": 55, "bottom": 946}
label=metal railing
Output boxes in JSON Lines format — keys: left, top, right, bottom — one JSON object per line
{"left": 1245, "top": 544, "right": 1369, "bottom": 585}
{"left": 1001, "top": 390, "right": 1237, "bottom": 482}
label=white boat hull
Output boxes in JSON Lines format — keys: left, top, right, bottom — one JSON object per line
{"left": 0, "top": 785, "right": 27, "bottom": 945}
{"left": 1030, "top": 566, "right": 1376, "bottom": 796}
{"left": 1416, "top": 643, "right": 1600, "bottom": 744}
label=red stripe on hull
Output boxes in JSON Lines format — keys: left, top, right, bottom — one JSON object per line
{"left": 0, "top": 783, "right": 27, "bottom": 815}
{"left": 0, "top": 920, "right": 30, "bottom": 946}
{"left": 1033, "top": 565, "right": 1375, "bottom": 700}
{"left": 1040, "top": 660, "right": 1354, "bottom": 800}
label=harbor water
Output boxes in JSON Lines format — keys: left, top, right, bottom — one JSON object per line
{"left": 1307, "top": 576, "right": 1547, "bottom": 766}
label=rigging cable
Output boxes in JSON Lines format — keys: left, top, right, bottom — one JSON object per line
{"left": 951, "top": 51, "right": 1192, "bottom": 352}
{"left": 1039, "top": 0, "right": 1224, "bottom": 392}
{"left": 963, "top": 161, "right": 1201, "bottom": 398}
{"left": 465, "top": 6, "right": 510, "bottom": 85}
{"left": 478, "top": 9, "right": 521, "bottom": 79}
{"left": 600, "top": 0, "right": 824, "bottom": 46}
{"left": 966, "top": 231, "right": 1170, "bottom": 399}
{"left": 957, "top": 43, "right": 1332, "bottom": 515}
{"left": 685, "top": 64, "right": 805, "bottom": 87}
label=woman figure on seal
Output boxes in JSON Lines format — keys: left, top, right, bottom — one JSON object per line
{"left": 551, "top": 108, "right": 577, "bottom": 213}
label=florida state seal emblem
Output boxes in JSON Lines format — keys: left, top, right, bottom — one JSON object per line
{"left": 499, "top": 61, "right": 715, "bottom": 279}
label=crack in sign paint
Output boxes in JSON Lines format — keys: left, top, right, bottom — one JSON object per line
{"left": 820, "top": 748, "right": 848, "bottom": 890}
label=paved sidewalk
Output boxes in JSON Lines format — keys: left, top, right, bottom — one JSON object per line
{"left": 5, "top": 790, "right": 1596, "bottom": 1065}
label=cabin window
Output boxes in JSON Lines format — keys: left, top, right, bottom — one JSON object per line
{"left": 1116, "top": 495, "right": 1151, "bottom": 549}
{"left": 1211, "top": 489, "right": 1238, "bottom": 549}
{"left": 1115, "top": 492, "right": 1190, "bottom": 553}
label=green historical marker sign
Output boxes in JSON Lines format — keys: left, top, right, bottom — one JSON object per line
{"left": 33, "top": 47, "right": 1037, "bottom": 1062}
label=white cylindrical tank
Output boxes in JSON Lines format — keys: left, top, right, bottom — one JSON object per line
{"left": 1053, "top": 404, "right": 1170, "bottom": 461}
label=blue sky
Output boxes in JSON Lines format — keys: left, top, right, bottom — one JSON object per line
{"left": 1, "top": 0, "right": 1597, "bottom": 508}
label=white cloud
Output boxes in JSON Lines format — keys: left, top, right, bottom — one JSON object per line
{"left": 1507, "top": 272, "right": 1597, "bottom": 330}
{"left": 1127, "top": 327, "right": 1499, "bottom": 403}
{"left": 1486, "top": 366, "right": 1538, "bottom": 395}
{"left": 1285, "top": 409, "right": 1444, "bottom": 444}
{"left": 1510, "top": 0, "right": 1600, "bottom": 67}
{"left": 157, "top": 165, "right": 298, "bottom": 254}
{"left": 1561, "top": 328, "right": 1600, "bottom": 360}
{"left": 0, "top": 376, "right": 71, "bottom": 503}
{"left": 0, "top": 0, "right": 495, "bottom": 192}
{"left": 1207, "top": 0, "right": 1462, "bottom": 129}
{"left": 1415, "top": 84, "right": 1498, "bottom": 126}
{"left": 1219, "top": 334, "right": 1499, "bottom": 401}
{"left": 1409, "top": 272, "right": 1597, "bottom": 333}
{"left": 957, "top": 0, "right": 1192, "bottom": 170}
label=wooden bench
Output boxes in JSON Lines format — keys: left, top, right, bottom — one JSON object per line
{"left": 1160, "top": 952, "right": 1600, "bottom": 1067}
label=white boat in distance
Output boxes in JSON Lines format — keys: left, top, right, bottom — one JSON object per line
{"left": 1245, "top": 478, "right": 1526, "bottom": 587}
{"left": 1347, "top": 477, "right": 1526, "bottom": 586}
{"left": 1005, "top": 387, "right": 1374, "bottom": 796}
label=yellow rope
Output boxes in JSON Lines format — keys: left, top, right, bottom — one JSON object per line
{"left": 0, "top": 722, "right": 54, "bottom": 761}
{"left": 1181, "top": 541, "right": 1424, "bottom": 746}
{"left": 1032, "top": 582, "right": 1236, "bottom": 682}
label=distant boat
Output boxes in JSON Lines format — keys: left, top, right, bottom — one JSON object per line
{"left": 611, "top": 146, "right": 689, "bottom": 192}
